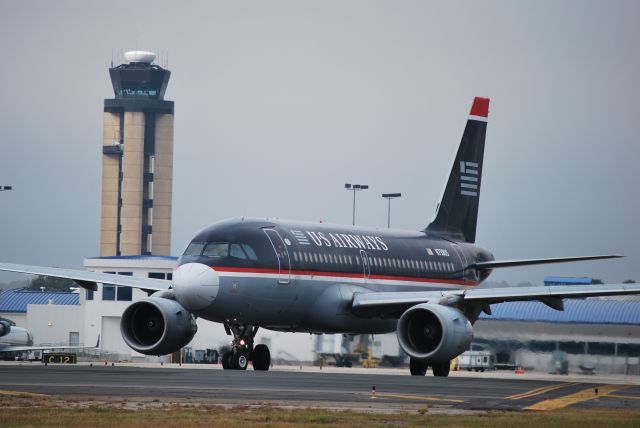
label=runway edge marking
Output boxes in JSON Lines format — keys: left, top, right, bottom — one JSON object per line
{"left": 0, "top": 390, "right": 49, "bottom": 398}
{"left": 372, "top": 392, "right": 464, "bottom": 403}
{"left": 524, "top": 384, "right": 627, "bottom": 411}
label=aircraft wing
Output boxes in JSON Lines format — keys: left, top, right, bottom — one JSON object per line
{"left": 1, "top": 335, "right": 101, "bottom": 353}
{"left": 0, "top": 263, "right": 170, "bottom": 293}
{"left": 351, "top": 283, "right": 640, "bottom": 317}
{"left": 0, "top": 344, "right": 96, "bottom": 353}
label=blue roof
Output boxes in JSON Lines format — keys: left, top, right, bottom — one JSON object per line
{"left": 544, "top": 276, "right": 592, "bottom": 285}
{"left": 0, "top": 288, "right": 80, "bottom": 313}
{"left": 480, "top": 299, "right": 640, "bottom": 325}
{"left": 86, "top": 255, "right": 178, "bottom": 261}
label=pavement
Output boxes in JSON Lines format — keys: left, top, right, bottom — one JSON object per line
{"left": 1, "top": 362, "right": 639, "bottom": 412}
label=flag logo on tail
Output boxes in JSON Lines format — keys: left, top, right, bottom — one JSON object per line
{"left": 460, "top": 161, "right": 479, "bottom": 197}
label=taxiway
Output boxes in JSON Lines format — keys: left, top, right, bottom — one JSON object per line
{"left": 1, "top": 364, "right": 639, "bottom": 411}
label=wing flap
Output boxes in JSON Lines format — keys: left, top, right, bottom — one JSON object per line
{"left": 351, "top": 283, "right": 640, "bottom": 317}
{"left": 463, "top": 283, "right": 640, "bottom": 303}
{"left": 0, "top": 263, "right": 171, "bottom": 292}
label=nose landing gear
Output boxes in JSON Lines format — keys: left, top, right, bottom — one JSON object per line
{"left": 222, "top": 324, "right": 271, "bottom": 371}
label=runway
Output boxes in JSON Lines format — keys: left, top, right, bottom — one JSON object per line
{"left": 1, "top": 364, "right": 639, "bottom": 412}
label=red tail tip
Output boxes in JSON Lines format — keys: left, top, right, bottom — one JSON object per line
{"left": 470, "top": 97, "right": 490, "bottom": 118}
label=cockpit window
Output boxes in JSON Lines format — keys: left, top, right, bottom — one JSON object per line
{"left": 184, "top": 242, "right": 205, "bottom": 256}
{"left": 203, "top": 242, "right": 229, "bottom": 257}
{"left": 185, "top": 240, "right": 259, "bottom": 261}
{"left": 230, "top": 244, "right": 246, "bottom": 259}
{"left": 243, "top": 245, "right": 258, "bottom": 261}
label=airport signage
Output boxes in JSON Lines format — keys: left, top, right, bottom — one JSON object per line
{"left": 43, "top": 353, "right": 77, "bottom": 364}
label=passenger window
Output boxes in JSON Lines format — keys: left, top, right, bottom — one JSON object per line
{"left": 203, "top": 242, "right": 229, "bottom": 257}
{"left": 293, "top": 252, "right": 299, "bottom": 262}
{"left": 183, "top": 242, "right": 205, "bottom": 256}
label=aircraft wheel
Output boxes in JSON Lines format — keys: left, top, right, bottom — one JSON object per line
{"left": 232, "top": 351, "right": 249, "bottom": 370}
{"left": 432, "top": 361, "right": 450, "bottom": 377}
{"left": 409, "top": 358, "right": 428, "bottom": 376}
{"left": 222, "top": 351, "right": 234, "bottom": 370}
{"left": 252, "top": 344, "right": 271, "bottom": 371}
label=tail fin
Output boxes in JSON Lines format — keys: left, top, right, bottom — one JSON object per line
{"left": 425, "top": 97, "right": 489, "bottom": 243}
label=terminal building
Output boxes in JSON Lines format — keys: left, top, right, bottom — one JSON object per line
{"left": 474, "top": 299, "right": 640, "bottom": 375}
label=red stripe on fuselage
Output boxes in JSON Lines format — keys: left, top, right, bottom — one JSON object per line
{"left": 211, "top": 266, "right": 478, "bottom": 287}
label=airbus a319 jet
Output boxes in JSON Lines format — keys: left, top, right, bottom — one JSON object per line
{"left": 2, "top": 97, "right": 638, "bottom": 376}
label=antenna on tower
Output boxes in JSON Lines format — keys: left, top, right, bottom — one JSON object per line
{"left": 110, "top": 48, "right": 114, "bottom": 67}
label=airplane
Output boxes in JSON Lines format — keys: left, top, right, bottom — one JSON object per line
{"left": 0, "top": 316, "right": 99, "bottom": 356}
{"left": 1, "top": 96, "right": 639, "bottom": 376}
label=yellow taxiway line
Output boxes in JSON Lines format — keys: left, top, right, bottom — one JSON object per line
{"left": 506, "top": 382, "right": 579, "bottom": 400}
{"left": 525, "top": 384, "right": 628, "bottom": 411}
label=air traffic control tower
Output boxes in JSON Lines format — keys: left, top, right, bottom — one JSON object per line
{"left": 100, "top": 51, "right": 174, "bottom": 256}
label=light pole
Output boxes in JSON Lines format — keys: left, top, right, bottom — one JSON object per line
{"left": 382, "top": 193, "right": 401, "bottom": 228}
{"left": 0, "top": 186, "right": 12, "bottom": 192}
{"left": 345, "top": 183, "right": 368, "bottom": 225}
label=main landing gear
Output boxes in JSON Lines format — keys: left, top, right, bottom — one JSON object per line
{"left": 409, "top": 357, "right": 451, "bottom": 377}
{"left": 221, "top": 324, "right": 271, "bottom": 371}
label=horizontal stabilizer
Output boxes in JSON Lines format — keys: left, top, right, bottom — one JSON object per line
{"left": 472, "top": 255, "right": 623, "bottom": 270}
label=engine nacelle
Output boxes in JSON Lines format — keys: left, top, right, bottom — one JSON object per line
{"left": 0, "top": 320, "right": 11, "bottom": 337}
{"left": 120, "top": 297, "right": 197, "bottom": 355}
{"left": 397, "top": 303, "right": 473, "bottom": 363}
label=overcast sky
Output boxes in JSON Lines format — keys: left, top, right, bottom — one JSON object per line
{"left": 1, "top": 0, "right": 639, "bottom": 288}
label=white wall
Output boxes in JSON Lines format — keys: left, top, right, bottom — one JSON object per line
{"left": 26, "top": 304, "right": 84, "bottom": 345}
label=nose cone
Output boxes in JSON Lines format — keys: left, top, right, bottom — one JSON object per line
{"left": 173, "top": 263, "right": 220, "bottom": 311}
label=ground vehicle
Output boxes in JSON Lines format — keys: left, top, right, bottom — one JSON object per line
{"left": 457, "top": 350, "right": 495, "bottom": 372}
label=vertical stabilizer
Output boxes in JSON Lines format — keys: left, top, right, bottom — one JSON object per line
{"left": 425, "top": 97, "right": 489, "bottom": 243}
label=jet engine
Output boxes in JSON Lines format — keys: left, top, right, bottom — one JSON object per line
{"left": 0, "top": 320, "right": 11, "bottom": 337}
{"left": 396, "top": 303, "right": 473, "bottom": 363}
{"left": 120, "top": 297, "right": 197, "bottom": 355}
